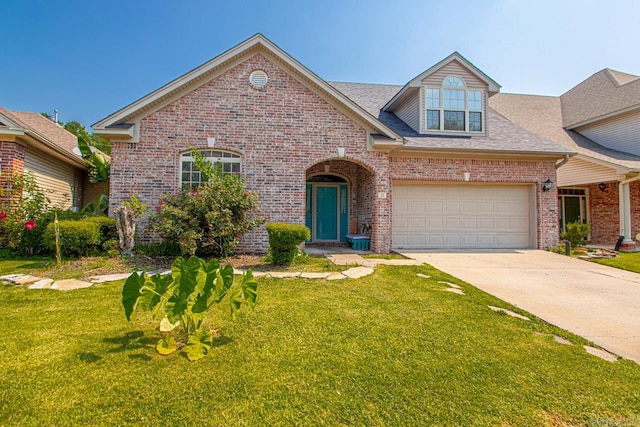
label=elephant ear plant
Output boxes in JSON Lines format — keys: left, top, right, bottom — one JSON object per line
{"left": 122, "top": 256, "right": 257, "bottom": 361}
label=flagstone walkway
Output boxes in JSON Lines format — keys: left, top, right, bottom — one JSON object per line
{"left": 0, "top": 253, "right": 419, "bottom": 290}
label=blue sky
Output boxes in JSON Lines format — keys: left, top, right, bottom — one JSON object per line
{"left": 2, "top": 0, "right": 639, "bottom": 129}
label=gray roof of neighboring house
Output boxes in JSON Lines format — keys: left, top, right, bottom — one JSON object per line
{"left": 489, "top": 93, "right": 640, "bottom": 170}
{"left": 560, "top": 69, "right": 640, "bottom": 128}
{"left": 330, "top": 82, "right": 572, "bottom": 155}
{"left": 0, "top": 106, "right": 80, "bottom": 158}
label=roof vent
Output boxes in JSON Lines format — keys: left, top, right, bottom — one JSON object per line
{"left": 249, "top": 70, "right": 268, "bottom": 88}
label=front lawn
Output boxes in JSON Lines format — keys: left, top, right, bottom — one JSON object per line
{"left": 1, "top": 265, "right": 639, "bottom": 425}
{"left": 591, "top": 252, "right": 640, "bottom": 274}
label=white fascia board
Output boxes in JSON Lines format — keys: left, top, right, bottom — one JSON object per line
{"left": 93, "top": 34, "right": 400, "bottom": 141}
{"left": 383, "top": 52, "right": 501, "bottom": 112}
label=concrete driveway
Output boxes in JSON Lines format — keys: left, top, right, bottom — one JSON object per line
{"left": 398, "top": 249, "right": 640, "bottom": 363}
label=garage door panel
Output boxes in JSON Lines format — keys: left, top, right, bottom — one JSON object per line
{"left": 393, "top": 184, "right": 532, "bottom": 249}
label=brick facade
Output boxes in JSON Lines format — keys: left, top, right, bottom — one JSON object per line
{"left": 585, "top": 181, "right": 640, "bottom": 245}
{"left": 111, "top": 52, "right": 560, "bottom": 253}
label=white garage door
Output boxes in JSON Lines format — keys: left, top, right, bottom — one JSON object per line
{"left": 392, "top": 184, "right": 533, "bottom": 249}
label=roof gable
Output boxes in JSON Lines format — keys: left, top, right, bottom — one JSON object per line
{"left": 93, "top": 34, "right": 400, "bottom": 142}
{"left": 560, "top": 68, "right": 640, "bottom": 129}
{"left": 382, "top": 52, "right": 501, "bottom": 112}
{"left": 0, "top": 106, "right": 85, "bottom": 167}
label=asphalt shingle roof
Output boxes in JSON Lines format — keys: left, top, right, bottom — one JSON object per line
{"left": 560, "top": 69, "right": 640, "bottom": 128}
{"left": 0, "top": 106, "right": 80, "bottom": 158}
{"left": 489, "top": 93, "right": 640, "bottom": 170}
{"left": 329, "top": 81, "right": 571, "bottom": 155}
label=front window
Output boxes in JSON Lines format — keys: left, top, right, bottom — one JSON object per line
{"left": 425, "top": 76, "right": 484, "bottom": 133}
{"left": 180, "top": 150, "right": 241, "bottom": 189}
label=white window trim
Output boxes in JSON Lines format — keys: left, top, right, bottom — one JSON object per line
{"left": 179, "top": 149, "right": 242, "bottom": 188}
{"left": 423, "top": 75, "right": 484, "bottom": 134}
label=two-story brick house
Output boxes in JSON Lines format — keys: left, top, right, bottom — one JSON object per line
{"left": 93, "top": 34, "right": 571, "bottom": 253}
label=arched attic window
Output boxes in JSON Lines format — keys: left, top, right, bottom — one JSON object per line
{"left": 180, "top": 149, "right": 242, "bottom": 189}
{"left": 425, "top": 75, "right": 483, "bottom": 132}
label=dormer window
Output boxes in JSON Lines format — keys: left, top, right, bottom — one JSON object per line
{"left": 425, "top": 76, "right": 484, "bottom": 133}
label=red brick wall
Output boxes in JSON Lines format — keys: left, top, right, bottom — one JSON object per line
{"left": 390, "top": 156, "right": 560, "bottom": 249}
{"left": 586, "top": 182, "right": 619, "bottom": 244}
{"left": 111, "top": 53, "right": 390, "bottom": 252}
{"left": 587, "top": 180, "right": 640, "bottom": 245}
{"left": 0, "top": 141, "right": 25, "bottom": 178}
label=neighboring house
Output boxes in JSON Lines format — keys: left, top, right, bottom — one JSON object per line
{"left": 93, "top": 34, "right": 571, "bottom": 253}
{"left": 0, "top": 107, "right": 101, "bottom": 210}
{"left": 490, "top": 69, "right": 640, "bottom": 250}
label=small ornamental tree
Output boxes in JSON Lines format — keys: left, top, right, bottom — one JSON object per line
{"left": 150, "top": 146, "right": 264, "bottom": 258}
{"left": 122, "top": 256, "right": 258, "bottom": 361}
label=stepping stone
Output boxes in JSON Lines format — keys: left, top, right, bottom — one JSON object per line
{"left": 444, "top": 288, "right": 465, "bottom": 295}
{"left": 251, "top": 271, "right": 268, "bottom": 278}
{"left": 342, "top": 266, "right": 374, "bottom": 279}
{"left": 0, "top": 274, "right": 43, "bottom": 285}
{"left": 584, "top": 345, "right": 617, "bottom": 362}
{"left": 28, "top": 278, "right": 54, "bottom": 289}
{"left": 488, "top": 306, "right": 530, "bottom": 321}
{"left": 329, "top": 254, "right": 365, "bottom": 266}
{"left": 326, "top": 272, "right": 347, "bottom": 281}
{"left": 438, "top": 281, "right": 461, "bottom": 289}
{"left": 50, "top": 279, "right": 93, "bottom": 291}
{"left": 554, "top": 336, "right": 573, "bottom": 346}
{"left": 300, "top": 272, "right": 331, "bottom": 279}
{"left": 267, "top": 272, "right": 301, "bottom": 278}
{"left": 89, "top": 273, "right": 132, "bottom": 283}
{"left": 417, "top": 273, "right": 431, "bottom": 279}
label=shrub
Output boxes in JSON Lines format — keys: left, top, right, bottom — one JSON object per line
{"left": 266, "top": 222, "right": 310, "bottom": 266}
{"left": 150, "top": 149, "right": 263, "bottom": 258}
{"left": 0, "top": 172, "right": 61, "bottom": 255}
{"left": 43, "top": 217, "right": 116, "bottom": 257}
{"left": 561, "top": 222, "right": 590, "bottom": 249}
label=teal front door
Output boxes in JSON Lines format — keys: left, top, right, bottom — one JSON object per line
{"left": 316, "top": 186, "right": 338, "bottom": 240}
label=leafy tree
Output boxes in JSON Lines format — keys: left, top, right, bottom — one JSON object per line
{"left": 64, "top": 121, "right": 111, "bottom": 155}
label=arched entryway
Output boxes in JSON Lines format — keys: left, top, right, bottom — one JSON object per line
{"left": 305, "top": 159, "right": 377, "bottom": 246}
{"left": 306, "top": 174, "right": 349, "bottom": 242}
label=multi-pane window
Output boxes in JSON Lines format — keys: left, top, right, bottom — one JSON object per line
{"left": 180, "top": 150, "right": 241, "bottom": 189}
{"left": 424, "top": 76, "right": 484, "bottom": 133}
{"left": 426, "top": 89, "right": 440, "bottom": 129}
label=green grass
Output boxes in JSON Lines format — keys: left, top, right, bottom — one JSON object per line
{"left": 591, "top": 252, "right": 640, "bottom": 274}
{"left": 1, "top": 266, "right": 639, "bottom": 426}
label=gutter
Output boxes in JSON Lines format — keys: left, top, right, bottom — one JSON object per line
{"left": 555, "top": 154, "right": 570, "bottom": 169}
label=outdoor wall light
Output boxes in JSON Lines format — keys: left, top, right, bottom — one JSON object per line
{"left": 599, "top": 182, "right": 607, "bottom": 192}
{"left": 337, "top": 147, "right": 346, "bottom": 158}
{"left": 463, "top": 172, "right": 470, "bottom": 181}
{"left": 542, "top": 178, "right": 554, "bottom": 192}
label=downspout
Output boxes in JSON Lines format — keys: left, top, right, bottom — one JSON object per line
{"left": 618, "top": 173, "right": 640, "bottom": 246}
{"left": 555, "top": 154, "right": 570, "bottom": 169}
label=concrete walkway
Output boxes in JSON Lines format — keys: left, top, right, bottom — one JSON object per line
{"left": 399, "top": 249, "right": 640, "bottom": 363}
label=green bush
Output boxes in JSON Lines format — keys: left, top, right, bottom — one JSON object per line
{"left": 43, "top": 217, "right": 116, "bottom": 258}
{"left": 150, "top": 152, "right": 263, "bottom": 258}
{"left": 266, "top": 222, "right": 310, "bottom": 266}
{"left": 561, "top": 222, "right": 590, "bottom": 249}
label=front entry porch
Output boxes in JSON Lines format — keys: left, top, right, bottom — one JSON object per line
{"left": 305, "top": 159, "right": 378, "bottom": 247}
